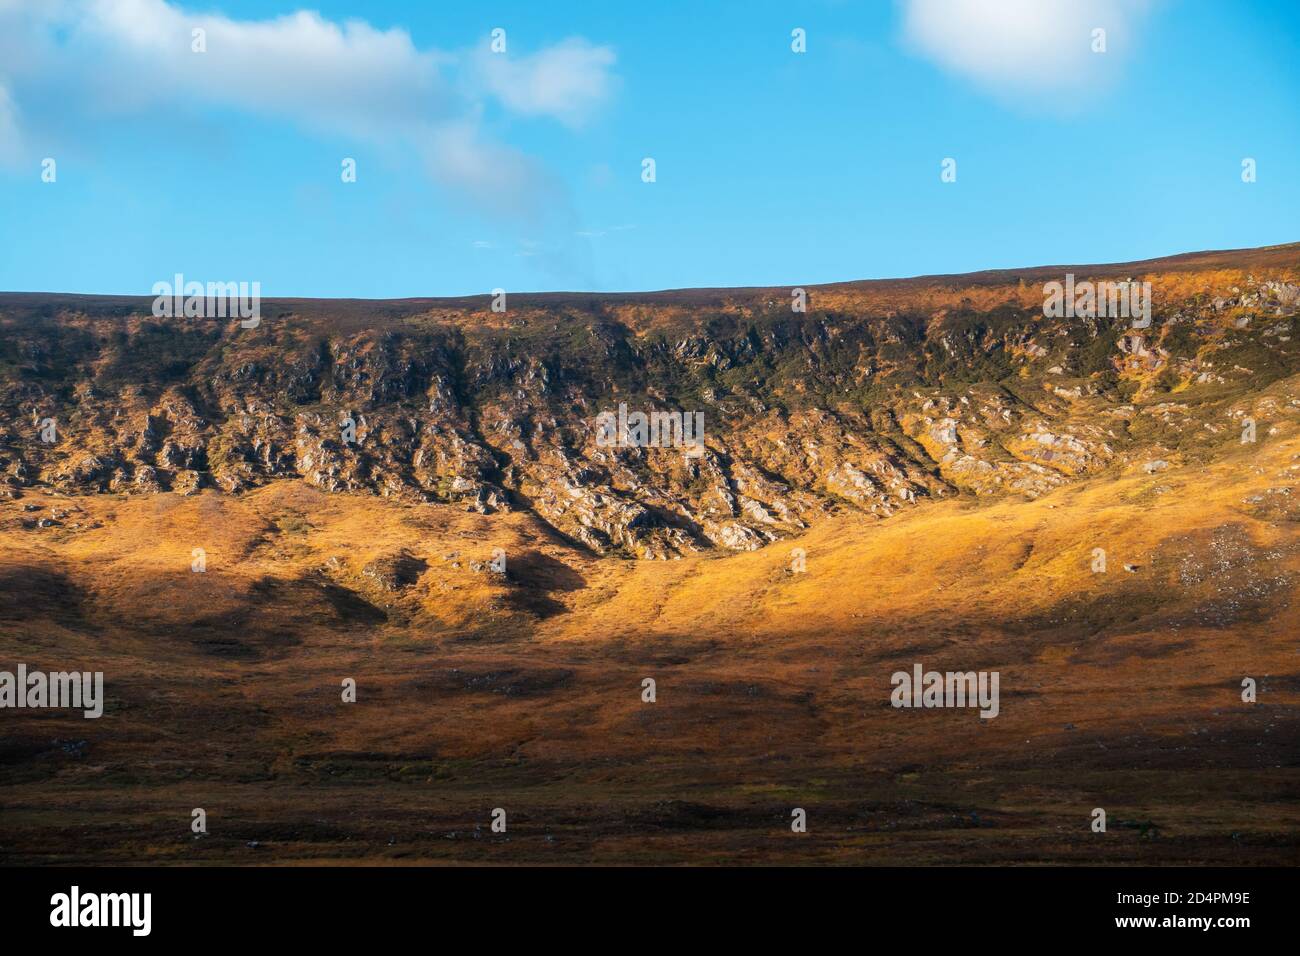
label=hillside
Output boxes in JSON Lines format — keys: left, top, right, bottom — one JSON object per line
{"left": 1, "top": 244, "right": 1298, "bottom": 864}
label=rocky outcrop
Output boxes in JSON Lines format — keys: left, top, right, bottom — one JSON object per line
{"left": 2, "top": 262, "right": 1297, "bottom": 555}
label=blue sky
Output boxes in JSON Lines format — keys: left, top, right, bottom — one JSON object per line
{"left": 1, "top": 0, "right": 1297, "bottom": 297}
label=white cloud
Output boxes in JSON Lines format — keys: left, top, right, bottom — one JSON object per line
{"left": 0, "top": 85, "right": 20, "bottom": 163}
{"left": 900, "top": 0, "right": 1155, "bottom": 100}
{"left": 476, "top": 38, "right": 617, "bottom": 127}
{"left": 0, "top": 0, "right": 617, "bottom": 217}
{"left": 419, "top": 121, "right": 560, "bottom": 221}
{"left": 80, "top": 1, "right": 445, "bottom": 132}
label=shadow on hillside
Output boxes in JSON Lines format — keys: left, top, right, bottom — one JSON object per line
{"left": 505, "top": 550, "right": 586, "bottom": 619}
{"left": 0, "top": 564, "right": 86, "bottom": 627}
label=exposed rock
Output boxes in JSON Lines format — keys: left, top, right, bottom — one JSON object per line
{"left": 2, "top": 265, "right": 1297, "bottom": 557}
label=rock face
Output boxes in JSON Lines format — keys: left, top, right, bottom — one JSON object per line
{"left": 2, "top": 251, "right": 1298, "bottom": 556}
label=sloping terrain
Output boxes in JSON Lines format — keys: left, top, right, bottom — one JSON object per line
{"left": 0, "top": 244, "right": 1297, "bottom": 864}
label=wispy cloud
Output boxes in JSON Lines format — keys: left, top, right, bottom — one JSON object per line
{"left": 0, "top": 85, "right": 20, "bottom": 164}
{"left": 475, "top": 38, "right": 618, "bottom": 128}
{"left": 575, "top": 225, "right": 636, "bottom": 239}
{"left": 0, "top": 0, "right": 617, "bottom": 219}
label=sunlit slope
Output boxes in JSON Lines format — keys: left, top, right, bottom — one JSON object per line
{"left": 1, "top": 395, "right": 1295, "bottom": 864}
